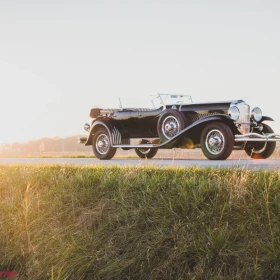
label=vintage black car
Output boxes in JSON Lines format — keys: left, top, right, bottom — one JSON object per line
{"left": 79, "top": 94, "right": 280, "bottom": 160}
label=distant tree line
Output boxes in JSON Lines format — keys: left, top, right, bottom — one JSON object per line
{"left": 0, "top": 135, "right": 91, "bottom": 155}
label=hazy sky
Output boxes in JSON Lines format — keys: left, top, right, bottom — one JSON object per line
{"left": 0, "top": 0, "right": 280, "bottom": 143}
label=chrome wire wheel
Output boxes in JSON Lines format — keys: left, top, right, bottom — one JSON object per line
{"left": 161, "top": 116, "right": 180, "bottom": 139}
{"left": 95, "top": 133, "right": 110, "bottom": 155}
{"left": 92, "top": 128, "right": 117, "bottom": 160}
{"left": 200, "top": 122, "right": 233, "bottom": 160}
{"left": 205, "top": 129, "right": 225, "bottom": 155}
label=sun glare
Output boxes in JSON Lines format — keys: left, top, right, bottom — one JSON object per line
{"left": 0, "top": 61, "right": 60, "bottom": 143}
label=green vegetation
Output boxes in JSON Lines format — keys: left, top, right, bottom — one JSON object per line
{"left": 1, "top": 165, "right": 280, "bottom": 279}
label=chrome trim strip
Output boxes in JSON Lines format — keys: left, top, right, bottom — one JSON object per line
{"left": 112, "top": 128, "right": 115, "bottom": 144}
{"left": 118, "top": 132, "right": 121, "bottom": 145}
{"left": 111, "top": 127, "right": 122, "bottom": 145}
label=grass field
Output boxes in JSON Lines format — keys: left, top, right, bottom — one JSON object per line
{"left": 1, "top": 165, "right": 280, "bottom": 279}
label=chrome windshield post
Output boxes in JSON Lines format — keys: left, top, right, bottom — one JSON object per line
{"left": 118, "top": 98, "right": 122, "bottom": 109}
{"left": 157, "top": 93, "right": 166, "bottom": 110}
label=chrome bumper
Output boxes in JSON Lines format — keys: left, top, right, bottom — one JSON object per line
{"left": 235, "top": 133, "right": 280, "bottom": 142}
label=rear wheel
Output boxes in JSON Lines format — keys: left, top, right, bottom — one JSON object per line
{"left": 135, "top": 148, "right": 158, "bottom": 159}
{"left": 134, "top": 139, "right": 158, "bottom": 159}
{"left": 157, "top": 109, "right": 188, "bottom": 145}
{"left": 245, "top": 124, "right": 276, "bottom": 159}
{"left": 92, "top": 128, "right": 117, "bottom": 160}
{"left": 200, "top": 122, "right": 234, "bottom": 160}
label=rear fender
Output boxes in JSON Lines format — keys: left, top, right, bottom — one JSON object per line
{"left": 85, "top": 120, "right": 113, "bottom": 146}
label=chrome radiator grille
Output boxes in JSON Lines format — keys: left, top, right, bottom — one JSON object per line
{"left": 236, "top": 103, "right": 250, "bottom": 134}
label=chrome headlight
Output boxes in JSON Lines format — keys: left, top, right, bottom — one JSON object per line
{"left": 84, "top": 123, "right": 90, "bottom": 132}
{"left": 251, "top": 107, "right": 262, "bottom": 122}
{"left": 228, "top": 106, "right": 240, "bottom": 121}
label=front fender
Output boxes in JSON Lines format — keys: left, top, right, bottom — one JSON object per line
{"left": 186, "top": 115, "right": 233, "bottom": 130}
{"left": 182, "top": 114, "right": 234, "bottom": 136}
{"left": 260, "top": 116, "right": 274, "bottom": 122}
{"left": 159, "top": 115, "right": 235, "bottom": 148}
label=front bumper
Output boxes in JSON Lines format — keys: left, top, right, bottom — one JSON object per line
{"left": 78, "top": 137, "right": 87, "bottom": 144}
{"left": 235, "top": 133, "right": 280, "bottom": 142}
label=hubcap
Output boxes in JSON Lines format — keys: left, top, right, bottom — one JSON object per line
{"left": 162, "top": 116, "right": 180, "bottom": 139}
{"left": 138, "top": 148, "right": 151, "bottom": 154}
{"left": 96, "top": 134, "right": 110, "bottom": 155}
{"left": 205, "top": 129, "right": 225, "bottom": 155}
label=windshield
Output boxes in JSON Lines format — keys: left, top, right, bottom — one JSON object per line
{"left": 152, "top": 94, "right": 193, "bottom": 108}
{"left": 93, "top": 93, "right": 193, "bottom": 109}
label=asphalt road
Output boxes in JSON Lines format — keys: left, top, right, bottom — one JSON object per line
{"left": 0, "top": 157, "right": 280, "bottom": 170}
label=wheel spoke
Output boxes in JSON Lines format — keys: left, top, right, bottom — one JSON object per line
{"left": 205, "top": 129, "right": 225, "bottom": 155}
{"left": 96, "top": 134, "right": 110, "bottom": 154}
{"left": 162, "top": 116, "right": 180, "bottom": 139}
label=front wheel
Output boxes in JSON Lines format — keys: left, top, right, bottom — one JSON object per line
{"left": 200, "top": 122, "right": 234, "bottom": 160}
{"left": 245, "top": 124, "right": 276, "bottom": 159}
{"left": 92, "top": 128, "right": 117, "bottom": 160}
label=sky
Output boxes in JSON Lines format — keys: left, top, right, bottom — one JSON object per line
{"left": 0, "top": 0, "right": 280, "bottom": 143}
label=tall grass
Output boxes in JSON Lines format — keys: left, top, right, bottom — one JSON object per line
{"left": 0, "top": 165, "right": 280, "bottom": 279}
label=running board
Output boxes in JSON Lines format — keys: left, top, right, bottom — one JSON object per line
{"left": 112, "top": 134, "right": 280, "bottom": 148}
{"left": 113, "top": 144, "right": 159, "bottom": 148}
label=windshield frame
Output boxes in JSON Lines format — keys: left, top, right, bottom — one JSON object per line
{"left": 156, "top": 93, "right": 193, "bottom": 109}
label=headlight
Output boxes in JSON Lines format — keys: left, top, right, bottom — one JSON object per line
{"left": 251, "top": 107, "right": 262, "bottom": 122}
{"left": 228, "top": 106, "right": 240, "bottom": 121}
{"left": 84, "top": 123, "right": 90, "bottom": 132}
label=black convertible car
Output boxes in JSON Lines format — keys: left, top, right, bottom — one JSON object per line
{"left": 79, "top": 94, "right": 280, "bottom": 160}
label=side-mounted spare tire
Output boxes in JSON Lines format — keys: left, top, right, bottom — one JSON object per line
{"left": 157, "top": 109, "right": 189, "bottom": 145}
